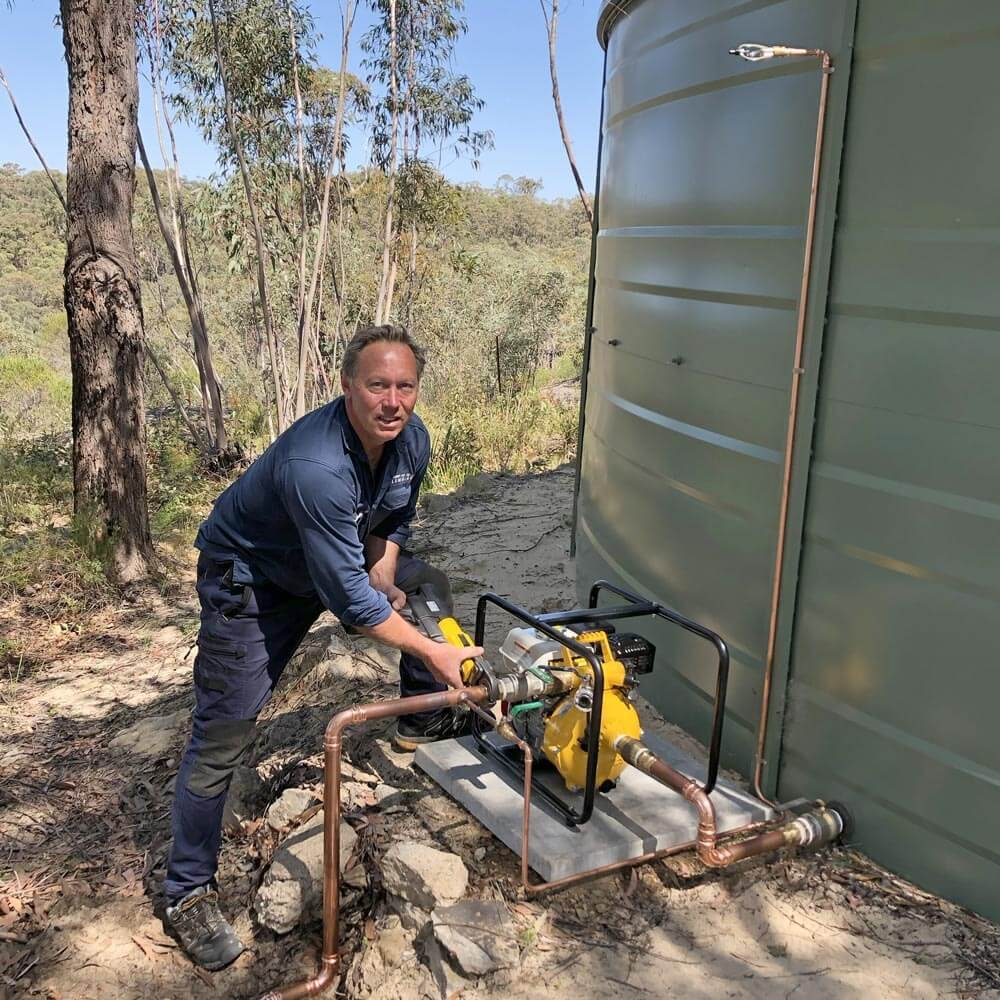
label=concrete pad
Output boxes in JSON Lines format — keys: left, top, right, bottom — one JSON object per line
{"left": 415, "top": 732, "right": 775, "bottom": 882}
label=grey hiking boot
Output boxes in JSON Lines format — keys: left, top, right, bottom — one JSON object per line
{"left": 165, "top": 885, "right": 245, "bottom": 971}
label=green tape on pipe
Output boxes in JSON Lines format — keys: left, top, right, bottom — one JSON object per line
{"left": 510, "top": 701, "right": 544, "bottom": 718}
{"left": 527, "top": 666, "right": 554, "bottom": 684}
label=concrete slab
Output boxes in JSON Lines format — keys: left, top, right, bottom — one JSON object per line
{"left": 415, "top": 732, "right": 775, "bottom": 882}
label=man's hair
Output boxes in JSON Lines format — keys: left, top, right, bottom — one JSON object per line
{"left": 341, "top": 324, "right": 426, "bottom": 379}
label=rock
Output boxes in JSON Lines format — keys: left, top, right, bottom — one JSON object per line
{"left": 222, "top": 765, "right": 265, "bottom": 833}
{"left": 381, "top": 842, "right": 468, "bottom": 912}
{"left": 342, "top": 761, "right": 380, "bottom": 785}
{"left": 432, "top": 900, "right": 519, "bottom": 976}
{"left": 374, "top": 783, "right": 398, "bottom": 804}
{"left": 375, "top": 783, "right": 413, "bottom": 810}
{"left": 456, "top": 472, "right": 495, "bottom": 498}
{"left": 377, "top": 915, "right": 413, "bottom": 967}
{"left": 418, "top": 922, "right": 470, "bottom": 999}
{"left": 255, "top": 811, "right": 365, "bottom": 933}
{"left": 346, "top": 939, "right": 388, "bottom": 996}
{"left": 265, "top": 787, "right": 318, "bottom": 831}
{"left": 110, "top": 709, "right": 190, "bottom": 757}
{"left": 342, "top": 780, "right": 377, "bottom": 810}
{"left": 387, "top": 894, "right": 431, "bottom": 932}
{"left": 473, "top": 847, "right": 487, "bottom": 863}
{"left": 422, "top": 493, "right": 455, "bottom": 514}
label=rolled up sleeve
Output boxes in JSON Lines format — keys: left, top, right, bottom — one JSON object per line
{"left": 280, "top": 459, "right": 391, "bottom": 628}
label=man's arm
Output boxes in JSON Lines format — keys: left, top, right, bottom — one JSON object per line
{"left": 282, "top": 459, "right": 480, "bottom": 689}
{"left": 365, "top": 534, "right": 406, "bottom": 610}
{"left": 359, "top": 610, "right": 480, "bottom": 690}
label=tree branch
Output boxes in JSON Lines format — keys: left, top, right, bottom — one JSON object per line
{"left": 539, "top": 0, "right": 593, "bottom": 224}
{"left": 0, "top": 65, "right": 68, "bottom": 214}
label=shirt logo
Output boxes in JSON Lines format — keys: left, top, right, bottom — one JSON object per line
{"left": 390, "top": 472, "right": 413, "bottom": 486}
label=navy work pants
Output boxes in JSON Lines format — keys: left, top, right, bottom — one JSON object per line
{"left": 164, "top": 551, "right": 452, "bottom": 902}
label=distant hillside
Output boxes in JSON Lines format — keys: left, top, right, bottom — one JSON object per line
{"left": 0, "top": 164, "right": 590, "bottom": 450}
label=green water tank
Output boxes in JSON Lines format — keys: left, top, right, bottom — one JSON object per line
{"left": 577, "top": 0, "right": 1000, "bottom": 921}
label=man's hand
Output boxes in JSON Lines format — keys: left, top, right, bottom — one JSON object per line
{"left": 423, "top": 640, "right": 484, "bottom": 690}
{"left": 366, "top": 536, "right": 406, "bottom": 610}
{"left": 359, "top": 611, "right": 483, "bottom": 691}
{"left": 370, "top": 569, "right": 406, "bottom": 610}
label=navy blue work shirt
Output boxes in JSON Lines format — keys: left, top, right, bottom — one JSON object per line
{"left": 195, "top": 395, "right": 430, "bottom": 628}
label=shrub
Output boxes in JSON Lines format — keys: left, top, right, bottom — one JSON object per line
{"left": 0, "top": 355, "right": 71, "bottom": 442}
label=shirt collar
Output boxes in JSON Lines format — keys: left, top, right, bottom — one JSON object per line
{"left": 335, "top": 394, "right": 400, "bottom": 465}
{"left": 335, "top": 395, "right": 366, "bottom": 457}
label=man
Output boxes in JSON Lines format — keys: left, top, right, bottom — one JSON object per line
{"left": 164, "top": 324, "right": 482, "bottom": 970}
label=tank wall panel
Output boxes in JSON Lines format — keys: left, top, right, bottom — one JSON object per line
{"left": 780, "top": 0, "right": 1000, "bottom": 920}
{"left": 579, "top": 0, "right": 854, "bottom": 774}
{"left": 585, "top": 0, "right": 1000, "bottom": 920}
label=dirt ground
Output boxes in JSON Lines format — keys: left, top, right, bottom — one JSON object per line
{"left": 2, "top": 464, "right": 998, "bottom": 999}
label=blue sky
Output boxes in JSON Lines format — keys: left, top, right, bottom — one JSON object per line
{"left": 0, "top": 0, "right": 605, "bottom": 201}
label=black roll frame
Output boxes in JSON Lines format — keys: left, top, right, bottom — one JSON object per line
{"left": 470, "top": 580, "right": 731, "bottom": 822}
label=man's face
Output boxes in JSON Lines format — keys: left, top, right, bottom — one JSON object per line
{"left": 342, "top": 342, "right": 420, "bottom": 453}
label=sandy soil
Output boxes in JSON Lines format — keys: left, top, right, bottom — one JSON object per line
{"left": 2, "top": 465, "right": 997, "bottom": 999}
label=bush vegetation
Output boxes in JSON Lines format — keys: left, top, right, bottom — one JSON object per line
{"left": 0, "top": 163, "right": 587, "bottom": 665}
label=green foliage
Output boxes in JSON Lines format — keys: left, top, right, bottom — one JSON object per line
{"left": 0, "top": 435, "right": 111, "bottom": 667}
{"left": 161, "top": 0, "right": 319, "bottom": 170}
{"left": 146, "top": 421, "right": 231, "bottom": 541}
{"left": 363, "top": 0, "right": 493, "bottom": 171}
{"left": 0, "top": 435, "right": 72, "bottom": 532}
{"left": 0, "top": 356, "right": 71, "bottom": 442}
{"left": 423, "top": 392, "right": 578, "bottom": 494}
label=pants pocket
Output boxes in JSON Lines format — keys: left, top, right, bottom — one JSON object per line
{"left": 194, "top": 636, "right": 247, "bottom": 695}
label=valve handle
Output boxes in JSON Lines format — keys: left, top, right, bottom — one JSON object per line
{"left": 729, "top": 42, "right": 816, "bottom": 61}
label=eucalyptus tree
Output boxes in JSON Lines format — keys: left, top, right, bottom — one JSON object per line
{"left": 60, "top": 0, "right": 155, "bottom": 583}
{"left": 158, "top": 0, "right": 365, "bottom": 429}
{"left": 362, "top": 0, "right": 492, "bottom": 326}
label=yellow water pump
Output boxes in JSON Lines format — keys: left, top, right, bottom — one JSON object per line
{"left": 407, "top": 585, "right": 656, "bottom": 796}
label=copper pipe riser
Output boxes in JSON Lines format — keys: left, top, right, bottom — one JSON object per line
{"left": 262, "top": 686, "right": 489, "bottom": 1000}
{"left": 754, "top": 48, "right": 833, "bottom": 803}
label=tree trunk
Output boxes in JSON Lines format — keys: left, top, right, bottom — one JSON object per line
{"left": 61, "top": 0, "right": 155, "bottom": 584}
{"left": 541, "top": 0, "right": 593, "bottom": 224}
{"left": 374, "top": 0, "right": 399, "bottom": 325}
{"left": 288, "top": 0, "right": 311, "bottom": 420}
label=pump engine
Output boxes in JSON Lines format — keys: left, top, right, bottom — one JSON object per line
{"left": 494, "top": 625, "right": 655, "bottom": 791}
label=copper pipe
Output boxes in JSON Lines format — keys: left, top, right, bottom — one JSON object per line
{"left": 521, "top": 827, "right": 771, "bottom": 895}
{"left": 615, "top": 736, "right": 843, "bottom": 869}
{"left": 615, "top": 736, "right": 726, "bottom": 865}
{"left": 520, "top": 738, "right": 533, "bottom": 891}
{"left": 753, "top": 47, "right": 833, "bottom": 804}
{"left": 259, "top": 685, "right": 489, "bottom": 1000}
{"left": 519, "top": 737, "right": 779, "bottom": 892}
